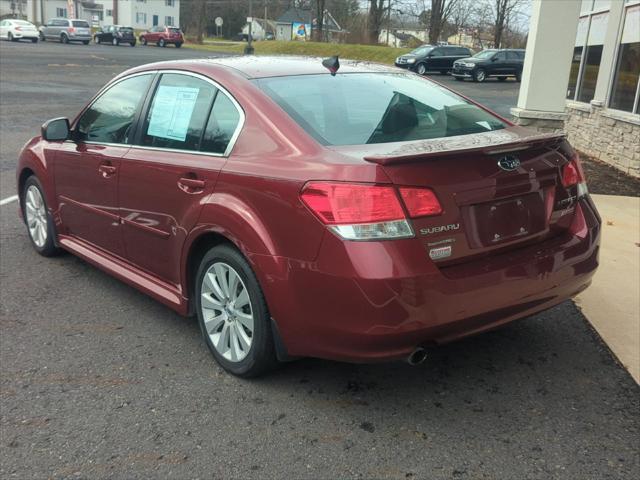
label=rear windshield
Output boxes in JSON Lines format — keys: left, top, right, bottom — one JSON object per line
{"left": 72, "top": 20, "right": 90, "bottom": 28}
{"left": 169, "top": 28, "right": 181, "bottom": 33}
{"left": 14, "top": 20, "right": 33, "bottom": 26}
{"left": 255, "top": 73, "right": 506, "bottom": 146}
{"left": 120, "top": 27, "right": 134, "bottom": 32}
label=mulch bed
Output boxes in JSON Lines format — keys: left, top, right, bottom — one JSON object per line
{"left": 579, "top": 152, "right": 640, "bottom": 197}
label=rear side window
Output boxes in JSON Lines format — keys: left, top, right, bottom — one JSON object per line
{"left": 201, "top": 93, "right": 241, "bottom": 154}
{"left": 507, "top": 51, "right": 521, "bottom": 60}
{"left": 494, "top": 52, "right": 507, "bottom": 61}
{"left": 169, "top": 28, "right": 181, "bottom": 34}
{"left": 72, "top": 20, "right": 90, "bottom": 28}
{"left": 141, "top": 73, "right": 216, "bottom": 152}
{"left": 77, "top": 74, "right": 153, "bottom": 144}
{"left": 256, "top": 73, "right": 505, "bottom": 146}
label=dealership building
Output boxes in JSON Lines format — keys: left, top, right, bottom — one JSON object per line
{"left": 0, "top": 0, "right": 180, "bottom": 30}
{"left": 513, "top": 0, "right": 639, "bottom": 177}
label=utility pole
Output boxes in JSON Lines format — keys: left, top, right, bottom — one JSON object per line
{"left": 245, "top": 0, "right": 254, "bottom": 54}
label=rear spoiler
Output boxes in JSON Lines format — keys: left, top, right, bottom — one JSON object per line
{"left": 363, "top": 131, "right": 566, "bottom": 166}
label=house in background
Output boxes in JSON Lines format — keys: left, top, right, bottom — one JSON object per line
{"left": 241, "top": 17, "right": 276, "bottom": 41}
{"left": 378, "top": 20, "right": 428, "bottom": 47}
{"left": 275, "top": 7, "right": 344, "bottom": 42}
{"left": 0, "top": 0, "right": 180, "bottom": 29}
{"left": 447, "top": 29, "right": 495, "bottom": 50}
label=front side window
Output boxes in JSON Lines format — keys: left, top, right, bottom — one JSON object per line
{"left": 256, "top": 73, "right": 505, "bottom": 146}
{"left": 609, "top": 4, "right": 640, "bottom": 113}
{"left": 141, "top": 73, "right": 216, "bottom": 152}
{"left": 77, "top": 74, "right": 152, "bottom": 144}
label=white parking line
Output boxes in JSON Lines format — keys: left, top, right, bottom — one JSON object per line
{"left": 0, "top": 195, "right": 19, "bottom": 206}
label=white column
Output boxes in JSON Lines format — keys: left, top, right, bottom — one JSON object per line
{"left": 512, "top": 0, "right": 582, "bottom": 118}
{"left": 592, "top": 1, "right": 625, "bottom": 105}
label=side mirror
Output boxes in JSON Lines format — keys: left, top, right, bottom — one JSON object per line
{"left": 41, "top": 117, "right": 70, "bottom": 142}
{"left": 491, "top": 56, "right": 498, "bottom": 62}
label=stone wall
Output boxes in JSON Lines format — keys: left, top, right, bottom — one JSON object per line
{"left": 565, "top": 103, "right": 640, "bottom": 178}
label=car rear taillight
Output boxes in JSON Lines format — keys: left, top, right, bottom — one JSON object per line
{"left": 300, "top": 182, "right": 413, "bottom": 240}
{"left": 15, "top": 26, "right": 22, "bottom": 31}
{"left": 399, "top": 187, "right": 442, "bottom": 217}
{"left": 68, "top": 27, "right": 75, "bottom": 33}
{"left": 301, "top": 182, "right": 443, "bottom": 241}
{"left": 562, "top": 153, "right": 588, "bottom": 197}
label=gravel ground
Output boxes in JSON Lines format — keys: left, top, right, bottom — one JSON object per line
{"left": 0, "top": 40, "right": 638, "bottom": 480}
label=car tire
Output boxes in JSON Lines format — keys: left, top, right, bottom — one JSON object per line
{"left": 175, "top": 42, "right": 182, "bottom": 48}
{"left": 440, "top": 69, "right": 448, "bottom": 75}
{"left": 516, "top": 71, "right": 522, "bottom": 82}
{"left": 130, "top": 41, "right": 136, "bottom": 47}
{"left": 82, "top": 40, "right": 89, "bottom": 45}
{"left": 454, "top": 77, "right": 464, "bottom": 81}
{"left": 141, "top": 36, "right": 147, "bottom": 45}
{"left": 39, "top": 32, "right": 45, "bottom": 41}
{"left": 61, "top": 34, "right": 68, "bottom": 44}
{"left": 31, "top": 38, "right": 38, "bottom": 43}
{"left": 21, "top": 176, "right": 62, "bottom": 257}
{"left": 112, "top": 38, "right": 119, "bottom": 46}
{"left": 416, "top": 63, "right": 427, "bottom": 75}
{"left": 195, "top": 244, "right": 278, "bottom": 378}
{"left": 8, "top": 32, "right": 15, "bottom": 42}
{"left": 473, "top": 68, "right": 486, "bottom": 83}
{"left": 158, "top": 38, "right": 166, "bottom": 47}
{"left": 498, "top": 77, "right": 507, "bottom": 82}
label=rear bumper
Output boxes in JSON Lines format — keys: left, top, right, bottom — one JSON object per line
{"left": 256, "top": 197, "right": 601, "bottom": 363}
{"left": 68, "top": 35, "right": 92, "bottom": 41}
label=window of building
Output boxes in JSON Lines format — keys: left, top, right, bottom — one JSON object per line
{"left": 136, "top": 12, "right": 147, "bottom": 25}
{"left": 56, "top": 7, "right": 67, "bottom": 18}
{"left": 165, "top": 16, "right": 175, "bottom": 27}
{"left": 609, "top": 3, "right": 640, "bottom": 113}
{"left": 166, "top": 0, "right": 175, "bottom": 6}
{"left": 567, "top": 9, "right": 609, "bottom": 103}
{"left": 106, "top": 9, "right": 113, "bottom": 17}
{"left": 77, "top": 75, "right": 153, "bottom": 144}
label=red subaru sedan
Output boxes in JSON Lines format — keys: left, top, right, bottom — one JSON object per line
{"left": 16, "top": 56, "right": 600, "bottom": 377}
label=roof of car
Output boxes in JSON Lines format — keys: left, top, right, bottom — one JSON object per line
{"left": 200, "top": 56, "right": 401, "bottom": 79}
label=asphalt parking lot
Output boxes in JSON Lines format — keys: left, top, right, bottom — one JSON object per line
{"left": 1, "top": 40, "right": 638, "bottom": 479}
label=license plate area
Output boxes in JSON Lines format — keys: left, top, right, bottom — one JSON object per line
{"left": 463, "top": 193, "right": 546, "bottom": 248}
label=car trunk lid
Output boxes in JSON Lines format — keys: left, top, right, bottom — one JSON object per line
{"left": 331, "top": 129, "right": 579, "bottom": 265}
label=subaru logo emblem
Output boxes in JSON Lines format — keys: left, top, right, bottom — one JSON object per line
{"left": 497, "top": 155, "right": 521, "bottom": 171}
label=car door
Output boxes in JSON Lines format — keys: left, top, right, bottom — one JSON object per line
{"left": 54, "top": 73, "right": 154, "bottom": 256}
{"left": 427, "top": 48, "right": 445, "bottom": 70}
{"left": 506, "top": 51, "right": 521, "bottom": 75}
{"left": 119, "top": 72, "right": 243, "bottom": 284}
{"left": 490, "top": 51, "right": 509, "bottom": 75}
{"left": 43, "top": 20, "right": 55, "bottom": 39}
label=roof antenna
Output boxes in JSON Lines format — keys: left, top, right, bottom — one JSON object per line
{"left": 322, "top": 56, "right": 340, "bottom": 76}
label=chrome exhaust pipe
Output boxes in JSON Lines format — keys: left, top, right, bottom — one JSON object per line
{"left": 407, "top": 347, "right": 427, "bottom": 366}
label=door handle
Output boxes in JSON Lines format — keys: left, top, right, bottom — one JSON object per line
{"left": 98, "top": 163, "right": 117, "bottom": 178}
{"left": 178, "top": 177, "right": 205, "bottom": 193}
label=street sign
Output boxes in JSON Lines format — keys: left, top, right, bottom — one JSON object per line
{"left": 215, "top": 17, "right": 223, "bottom": 27}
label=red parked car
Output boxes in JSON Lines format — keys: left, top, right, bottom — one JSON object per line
{"left": 139, "top": 25, "right": 183, "bottom": 47}
{"left": 16, "top": 57, "right": 600, "bottom": 377}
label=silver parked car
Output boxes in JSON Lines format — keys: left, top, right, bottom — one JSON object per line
{"left": 39, "top": 18, "right": 91, "bottom": 44}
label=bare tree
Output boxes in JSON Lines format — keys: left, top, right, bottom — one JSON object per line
{"left": 368, "top": 0, "right": 388, "bottom": 44}
{"left": 427, "top": 0, "right": 459, "bottom": 44}
{"left": 314, "top": 0, "right": 327, "bottom": 41}
{"left": 492, "top": 0, "right": 525, "bottom": 48}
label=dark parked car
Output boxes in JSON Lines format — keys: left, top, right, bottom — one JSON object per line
{"left": 94, "top": 25, "right": 136, "bottom": 46}
{"left": 452, "top": 48, "right": 525, "bottom": 82}
{"left": 395, "top": 45, "right": 472, "bottom": 75}
{"left": 16, "top": 57, "right": 600, "bottom": 377}
{"left": 139, "top": 26, "right": 183, "bottom": 47}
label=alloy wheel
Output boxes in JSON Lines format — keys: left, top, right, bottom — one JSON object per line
{"left": 200, "top": 262, "right": 254, "bottom": 362}
{"left": 25, "top": 185, "right": 47, "bottom": 247}
{"left": 417, "top": 63, "right": 426, "bottom": 75}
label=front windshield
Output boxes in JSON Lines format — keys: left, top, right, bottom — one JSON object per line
{"left": 410, "top": 46, "right": 434, "bottom": 56}
{"left": 474, "top": 50, "right": 497, "bottom": 59}
{"left": 256, "top": 73, "right": 506, "bottom": 146}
